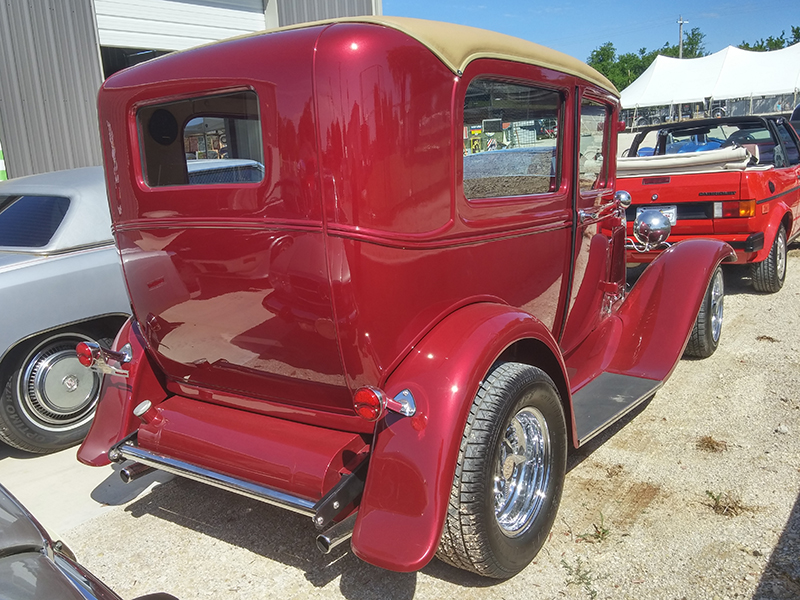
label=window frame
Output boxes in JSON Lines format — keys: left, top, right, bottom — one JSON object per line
{"left": 135, "top": 87, "right": 265, "bottom": 189}
{"left": 460, "top": 74, "right": 566, "bottom": 204}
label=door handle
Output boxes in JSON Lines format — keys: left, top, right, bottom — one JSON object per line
{"left": 579, "top": 203, "right": 616, "bottom": 223}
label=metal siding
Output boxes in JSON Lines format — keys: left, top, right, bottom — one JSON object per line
{"left": 277, "top": 0, "right": 375, "bottom": 26}
{"left": 0, "top": 0, "right": 103, "bottom": 178}
{"left": 94, "top": 0, "right": 267, "bottom": 51}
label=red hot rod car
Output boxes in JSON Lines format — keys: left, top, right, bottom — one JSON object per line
{"left": 77, "top": 17, "right": 733, "bottom": 578}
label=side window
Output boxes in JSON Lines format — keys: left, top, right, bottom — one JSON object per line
{"left": 776, "top": 123, "right": 800, "bottom": 166}
{"left": 138, "top": 90, "right": 264, "bottom": 187}
{"left": 0, "top": 195, "right": 69, "bottom": 247}
{"left": 579, "top": 99, "right": 610, "bottom": 191}
{"left": 463, "top": 79, "right": 561, "bottom": 200}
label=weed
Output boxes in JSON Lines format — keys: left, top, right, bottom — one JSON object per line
{"left": 696, "top": 435, "right": 728, "bottom": 453}
{"left": 705, "top": 490, "right": 747, "bottom": 516}
{"left": 576, "top": 512, "right": 610, "bottom": 543}
{"left": 561, "top": 557, "right": 599, "bottom": 599}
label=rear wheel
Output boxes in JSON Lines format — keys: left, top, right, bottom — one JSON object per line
{"left": 751, "top": 225, "right": 787, "bottom": 293}
{"left": 437, "top": 362, "right": 567, "bottom": 578}
{"left": 685, "top": 267, "right": 724, "bottom": 358}
{"left": 0, "top": 333, "right": 108, "bottom": 454}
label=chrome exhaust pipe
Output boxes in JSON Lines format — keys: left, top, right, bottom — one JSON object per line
{"left": 120, "top": 462, "right": 156, "bottom": 483}
{"left": 315, "top": 512, "right": 357, "bottom": 554}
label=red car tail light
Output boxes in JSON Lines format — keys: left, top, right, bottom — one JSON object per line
{"left": 714, "top": 200, "right": 755, "bottom": 218}
{"left": 76, "top": 341, "right": 97, "bottom": 367}
{"left": 353, "top": 386, "right": 386, "bottom": 421}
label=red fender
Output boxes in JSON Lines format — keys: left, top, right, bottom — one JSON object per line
{"left": 752, "top": 208, "right": 792, "bottom": 263}
{"left": 350, "top": 303, "right": 566, "bottom": 572}
{"left": 609, "top": 238, "right": 735, "bottom": 379}
{"left": 77, "top": 318, "right": 168, "bottom": 466}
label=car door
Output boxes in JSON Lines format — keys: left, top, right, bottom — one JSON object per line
{"left": 559, "top": 92, "right": 624, "bottom": 355}
{"left": 773, "top": 119, "right": 800, "bottom": 233}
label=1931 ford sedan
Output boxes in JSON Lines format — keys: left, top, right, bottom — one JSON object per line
{"left": 77, "top": 17, "right": 734, "bottom": 578}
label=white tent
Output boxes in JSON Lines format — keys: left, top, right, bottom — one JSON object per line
{"left": 620, "top": 43, "right": 800, "bottom": 109}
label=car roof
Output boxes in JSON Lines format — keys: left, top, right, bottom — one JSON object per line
{"left": 0, "top": 166, "right": 113, "bottom": 253}
{"left": 192, "top": 16, "right": 618, "bottom": 97}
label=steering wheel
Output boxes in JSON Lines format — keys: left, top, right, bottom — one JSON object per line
{"left": 721, "top": 132, "right": 756, "bottom": 148}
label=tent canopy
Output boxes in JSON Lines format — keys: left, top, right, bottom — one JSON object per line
{"left": 620, "top": 43, "right": 800, "bottom": 109}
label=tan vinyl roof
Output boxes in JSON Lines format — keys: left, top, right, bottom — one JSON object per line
{"left": 273, "top": 16, "right": 618, "bottom": 97}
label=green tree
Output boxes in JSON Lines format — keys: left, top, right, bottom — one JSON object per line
{"left": 587, "top": 28, "right": 707, "bottom": 90}
{"left": 738, "top": 26, "right": 800, "bottom": 50}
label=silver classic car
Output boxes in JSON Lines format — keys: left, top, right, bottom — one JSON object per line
{"left": 0, "top": 167, "right": 129, "bottom": 453}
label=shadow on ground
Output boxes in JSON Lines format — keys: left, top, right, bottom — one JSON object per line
{"left": 119, "top": 476, "right": 497, "bottom": 599}
{"left": 754, "top": 490, "right": 800, "bottom": 599}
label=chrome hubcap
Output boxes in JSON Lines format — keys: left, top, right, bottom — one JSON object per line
{"left": 19, "top": 336, "right": 101, "bottom": 431}
{"left": 710, "top": 270, "right": 724, "bottom": 343}
{"left": 493, "top": 406, "right": 551, "bottom": 536}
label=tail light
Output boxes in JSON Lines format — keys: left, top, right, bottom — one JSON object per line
{"left": 713, "top": 200, "right": 755, "bottom": 218}
{"left": 75, "top": 341, "right": 132, "bottom": 377}
{"left": 353, "top": 386, "right": 417, "bottom": 421}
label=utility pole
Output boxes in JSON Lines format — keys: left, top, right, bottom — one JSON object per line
{"left": 678, "top": 15, "right": 688, "bottom": 58}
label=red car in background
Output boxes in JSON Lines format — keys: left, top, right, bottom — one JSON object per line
{"left": 619, "top": 116, "right": 800, "bottom": 294}
{"left": 76, "top": 17, "right": 732, "bottom": 579}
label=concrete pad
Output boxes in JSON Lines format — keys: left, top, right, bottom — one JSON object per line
{"left": 0, "top": 443, "right": 172, "bottom": 541}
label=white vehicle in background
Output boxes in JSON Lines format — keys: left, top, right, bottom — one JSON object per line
{"left": 0, "top": 167, "right": 129, "bottom": 453}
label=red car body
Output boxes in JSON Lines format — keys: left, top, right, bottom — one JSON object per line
{"left": 78, "top": 17, "right": 733, "bottom": 577}
{"left": 619, "top": 116, "right": 800, "bottom": 291}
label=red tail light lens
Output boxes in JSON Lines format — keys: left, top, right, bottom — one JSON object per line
{"left": 76, "top": 342, "right": 95, "bottom": 367}
{"left": 353, "top": 386, "right": 386, "bottom": 421}
{"left": 716, "top": 200, "right": 755, "bottom": 218}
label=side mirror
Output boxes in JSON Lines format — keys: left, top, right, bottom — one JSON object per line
{"left": 633, "top": 209, "right": 671, "bottom": 248}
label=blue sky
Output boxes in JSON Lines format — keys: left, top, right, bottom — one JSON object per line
{"left": 381, "top": 1, "right": 800, "bottom": 62}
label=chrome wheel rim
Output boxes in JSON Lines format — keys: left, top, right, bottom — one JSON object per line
{"left": 493, "top": 406, "right": 551, "bottom": 537}
{"left": 776, "top": 232, "right": 787, "bottom": 281}
{"left": 18, "top": 335, "right": 101, "bottom": 432}
{"left": 710, "top": 270, "right": 724, "bottom": 343}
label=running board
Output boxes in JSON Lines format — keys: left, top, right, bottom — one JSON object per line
{"left": 571, "top": 372, "right": 662, "bottom": 446}
{"left": 113, "top": 440, "right": 317, "bottom": 517}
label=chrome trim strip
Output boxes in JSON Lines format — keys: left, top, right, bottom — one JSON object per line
{"left": 117, "top": 442, "right": 316, "bottom": 517}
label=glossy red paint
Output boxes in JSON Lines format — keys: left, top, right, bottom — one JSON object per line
{"left": 77, "top": 318, "right": 167, "bottom": 466}
{"left": 78, "top": 17, "right": 734, "bottom": 576}
{"left": 352, "top": 303, "right": 566, "bottom": 571}
{"left": 137, "top": 395, "right": 369, "bottom": 499}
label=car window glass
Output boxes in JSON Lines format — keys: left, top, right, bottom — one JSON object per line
{"left": 0, "top": 195, "right": 70, "bottom": 247}
{"left": 463, "top": 79, "right": 561, "bottom": 199}
{"left": 579, "top": 99, "right": 610, "bottom": 191}
{"left": 138, "top": 90, "right": 264, "bottom": 187}
{"left": 776, "top": 123, "right": 800, "bottom": 165}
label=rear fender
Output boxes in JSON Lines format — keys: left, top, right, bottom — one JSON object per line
{"left": 752, "top": 208, "right": 792, "bottom": 262}
{"left": 350, "top": 303, "right": 566, "bottom": 572}
{"left": 77, "top": 318, "right": 168, "bottom": 466}
{"left": 608, "top": 238, "right": 735, "bottom": 380}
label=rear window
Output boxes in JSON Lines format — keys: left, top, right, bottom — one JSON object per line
{"left": 463, "top": 79, "right": 561, "bottom": 199}
{"left": 0, "top": 195, "right": 69, "bottom": 247}
{"left": 138, "top": 90, "right": 264, "bottom": 187}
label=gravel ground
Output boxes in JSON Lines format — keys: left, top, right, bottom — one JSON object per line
{"left": 66, "top": 247, "right": 800, "bottom": 600}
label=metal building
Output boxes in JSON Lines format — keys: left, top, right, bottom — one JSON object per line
{"left": 0, "top": 0, "right": 381, "bottom": 179}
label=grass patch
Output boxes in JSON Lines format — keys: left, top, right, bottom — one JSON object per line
{"left": 576, "top": 512, "right": 610, "bottom": 543}
{"left": 696, "top": 435, "right": 728, "bottom": 453}
{"left": 561, "top": 557, "right": 600, "bottom": 599}
{"left": 705, "top": 490, "right": 747, "bottom": 516}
